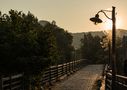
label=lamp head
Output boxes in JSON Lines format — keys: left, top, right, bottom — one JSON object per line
{"left": 90, "top": 14, "right": 102, "bottom": 25}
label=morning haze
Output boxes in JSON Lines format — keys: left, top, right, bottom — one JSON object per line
{"left": 1, "top": 0, "right": 127, "bottom": 90}
{"left": 1, "top": 0, "right": 127, "bottom": 32}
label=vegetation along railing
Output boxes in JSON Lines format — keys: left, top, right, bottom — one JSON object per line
{"left": 0, "top": 73, "right": 24, "bottom": 90}
{"left": 105, "top": 65, "right": 127, "bottom": 90}
{"left": 0, "top": 59, "right": 86, "bottom": 89}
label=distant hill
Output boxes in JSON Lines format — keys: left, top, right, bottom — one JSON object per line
{"left": 72, "top": 29, "right": 127, "bottom": 49}
{"left": 116, "top": 29, "right": 127, "bottom": 37}
{"left": 71, "top": 33, "right": 84, "bottom": 49}
{"left": 71, "top": 31, "right": 105, "bottom": 49}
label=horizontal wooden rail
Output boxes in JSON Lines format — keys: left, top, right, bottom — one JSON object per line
{"left": 0, "top": 73, "right": 24, "bottom": 90}
{"left": 41, "top": 59, "right": 86, "bottom": 86}
{"left": 105, "top": 65, "right": 127, "bottom": 90}
{"left": 0, "top": 59, "right": 87, "bottom": 89}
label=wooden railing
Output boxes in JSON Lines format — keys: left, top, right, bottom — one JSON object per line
{"left": 115, "top": 74, "right": 127, "bottom": 90}
{"left": 0, "top": 73, "right": 24, "bottom": 90}
{"left": 0, "top": 59, "right": 86, "bottom": 89}
{"left": 105, "top": 71, "right": 112, "bottom": 90}
{"left": 105, "top": 65, "right": 127, "bottom": 90}
{"left": 41, "top": 59, "right": 86, "bottom": 86}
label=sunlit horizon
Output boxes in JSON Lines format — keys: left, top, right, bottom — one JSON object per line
{"left": 1, "top": 0, "right": 127, "bottom": 33}
{"left": 101, "top": 16, "right": 123, "bottom": 31}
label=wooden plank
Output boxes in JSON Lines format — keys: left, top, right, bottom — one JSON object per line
{"left": 116, "top": 75, "right": 127, "bottom": 80}
{"left": 11, "top": 74, "right": 23, "bottom": 79}
{"left": 2, "top": 77, "right": 10, "bottom": 81}
{"left": 11, "top": 80, "right": 21, "bottom": 85}
{"left": 1, "top": 73, "right": 23, "bottom": 90}
{"left": 11, "top": 85, "right": 21, "bottom": 90}
{"left": 2, "top": 83, "right": 10, "bottom": 88}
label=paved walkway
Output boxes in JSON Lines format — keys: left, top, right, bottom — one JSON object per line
{"left": 100, "top": 78, "right": 105, "bottom": 90}
{"left": 51, "top": 64, "right": 104, "bottom": 90}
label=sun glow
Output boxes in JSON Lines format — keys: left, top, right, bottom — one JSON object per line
{"left": 103, "top": 17, "right": 123, "bottom": 30}
{"left": 104, "top": 20, "right": 112, "bottom": 30}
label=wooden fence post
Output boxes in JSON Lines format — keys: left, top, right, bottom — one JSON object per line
{"left": 56, "top": 65, "right": 59, "bottom": 81}
{"left": 62, "top": 64, "right": 64, "bottom": 75}
{"left": 49, "top": 67, "right": 52, "bottom": 86}
{"left": 105, "top": 72, "right": 107, "bottom": 90}
{"left": 10, "top": 75, "right": 12, "bottom": 90}
{"left": 0, "top": 76, "right": 3, "bottom": 90}
{"left": 74, "top": 60, "right": 75, "bottom": 71}
{"left": 70, "top": 62, "right": 72, "bottom": 73}
{"left": 72, "top": 61, "right": 74, "bottom": 72}
{"left": 66, "top": 63, "right": 68, "bottom": 75}
{"left": 75, "top": 60, "right": 77, "bottom": 71}
{"left": 69, "top": 62, "right": 70, "bottom": 75}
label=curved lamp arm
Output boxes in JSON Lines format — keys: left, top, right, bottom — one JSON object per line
{"left": 97, "top": 10, "right": 112, "bottom": 20}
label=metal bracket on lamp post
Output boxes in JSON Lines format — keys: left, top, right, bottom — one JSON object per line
{"left": 97, "top": 10, "right": 112, "bottom": 20}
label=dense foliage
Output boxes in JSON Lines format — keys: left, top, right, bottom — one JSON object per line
{"left": 101, "top": 34, "right": 124, "bottom": 74}
{"left": 51, "top": 25, "right": 74, "bottom": 63}
{"left": 0, "top": 10, "right": 73, "bottom": 75}
{"left": 81, "top": 33, "right": 106, "bottom": 64}
{"left": 80, "top": 32, "right": 125, "bottom": 75}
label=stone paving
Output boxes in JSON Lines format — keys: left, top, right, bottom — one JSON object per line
{"left": 51, "top": 64, "right": 104, "bottom": 90}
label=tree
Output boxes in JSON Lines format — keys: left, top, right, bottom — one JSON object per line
{"left": 81, "top": 33, "right": 105, "bottom": 64}
{"left": 0, "top": 10, "right": 75, "bottom": 89}
{"left": 50, "top": 23, "right": 73, "bottom": 63}
{"left": 0, "top": 10, "right": 58, "bottom": 75}
{"left": 0, "top": 9, "right": 74, "bottom": 76}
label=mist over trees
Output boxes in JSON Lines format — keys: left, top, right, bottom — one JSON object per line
{"left": 0, "top": 10, "right": 73, "bottom": 75}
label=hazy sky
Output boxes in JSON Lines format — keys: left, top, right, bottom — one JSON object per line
{"left": 1, "top": 0, "right": 127, "bottom": 32}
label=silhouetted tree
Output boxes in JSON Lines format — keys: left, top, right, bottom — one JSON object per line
{"left": 0, "top": 9, "right": 74, "bottom": 76}
{"left": 81, "top": 33, "right": 105, "bottom": 64}
{"left": 41, "top": 21, "right": 74, "bottom": 64}
{"left": 0, "top": 10, "right": 58, "bottom": 75}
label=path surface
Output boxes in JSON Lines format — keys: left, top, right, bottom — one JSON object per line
{"left": 51, "top": 64, "right": 104, "bottom": 90}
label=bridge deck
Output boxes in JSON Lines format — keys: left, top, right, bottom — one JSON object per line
{"left": 51, "top": 64, "right": 104, "bottom": 90}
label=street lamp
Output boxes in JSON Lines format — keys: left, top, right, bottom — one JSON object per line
{"left": 90, "top": 6, "right": 116, "bottom": 90}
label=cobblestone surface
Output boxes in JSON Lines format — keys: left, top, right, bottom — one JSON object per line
{"left": 51, "top": 64, "right": 104, "bottom": 90}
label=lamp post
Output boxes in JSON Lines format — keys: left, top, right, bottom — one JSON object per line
{"left": 108, "top": 40, "right": 111, "bottom": 67}
{"left": 90, "top": 6, "right": 116, "bottom": 90}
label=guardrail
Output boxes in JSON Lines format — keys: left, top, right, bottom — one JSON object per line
{"left": 0, "top": 59, "right": 86, "bottom": 89}
{"left": 115, "top": 74, "right": 127, "bottom": 90}
{"left": 105, "top": 71, "right": 112, "bottom": 90}
{"left": 0, "top": 73, "right": 24, "bottom": 90}
{"left": 105, "top": 65, "right": 127, "bottom": 90}
{"left": 41, "top": 59, "right": 85, "bottom": 86}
